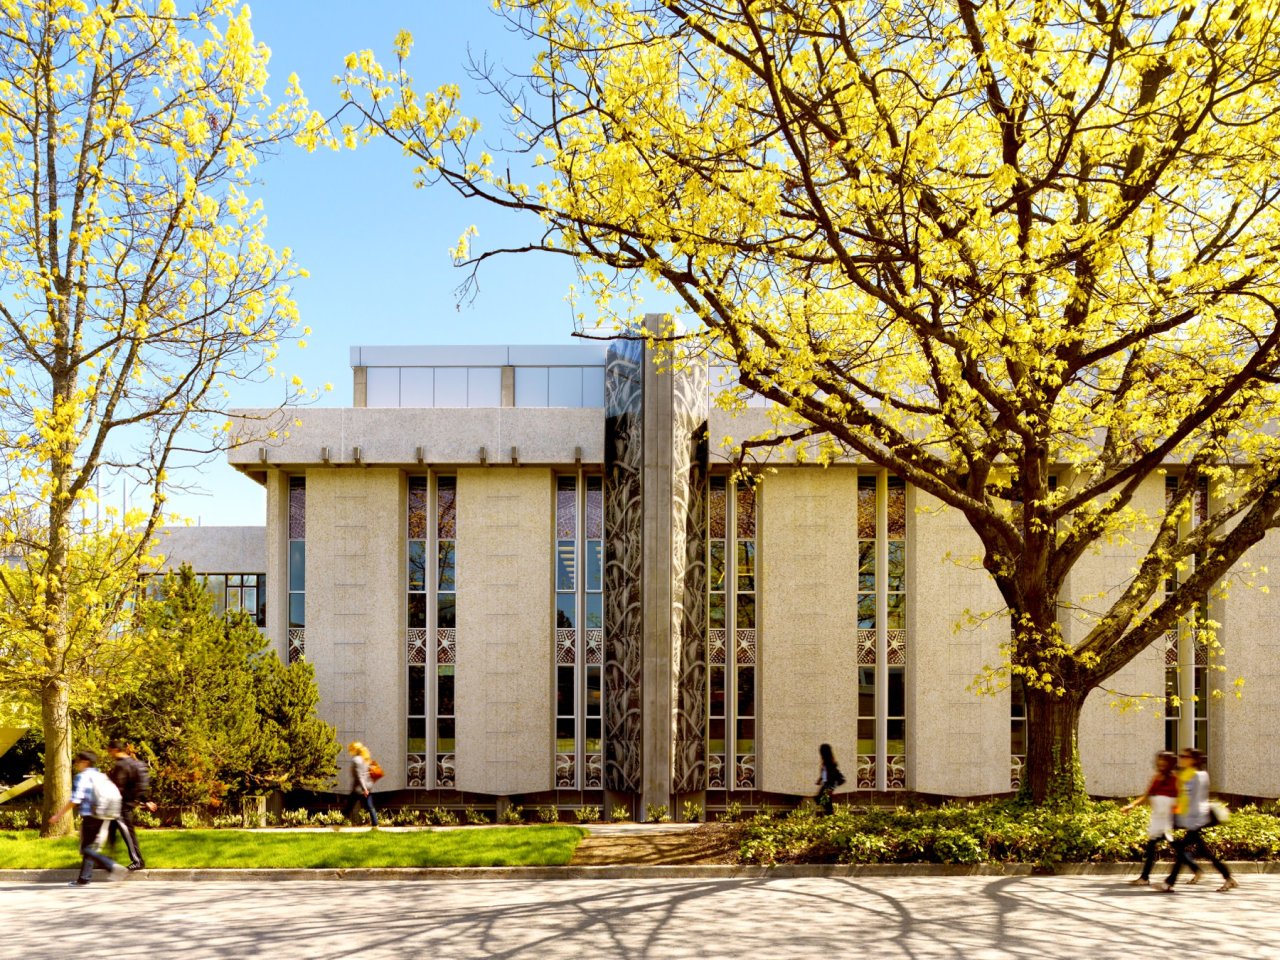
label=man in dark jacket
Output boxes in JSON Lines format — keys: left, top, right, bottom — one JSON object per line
{"left": 106, "top": 740, "right": 154, "bottom": 871}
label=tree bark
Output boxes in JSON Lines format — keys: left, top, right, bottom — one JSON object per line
{"left": 39, "top": 677, "right": 71, "bottom": 837}
{"left": 1021, "top": 686, "right": 1087, "bottom": 807}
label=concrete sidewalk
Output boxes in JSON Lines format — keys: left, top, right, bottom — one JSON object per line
{"left": 5, "top": 860, "right": 1280, "bottom": 882}
{"left": 5, "top": 874, "right": 1277, "bottom": 959}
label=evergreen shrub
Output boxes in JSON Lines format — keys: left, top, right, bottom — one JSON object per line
{"left": 737, "top": 800, "right": 1280, "bottom": 866}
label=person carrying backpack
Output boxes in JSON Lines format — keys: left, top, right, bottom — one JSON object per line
{"left": 814, "top": 743, "right": 847, "bottom": 816}
{"left": 49, "top": 750, "right": 128, "bottom": 886}
{"left": 106, "top": 740, "right": 154, "bottom": 871}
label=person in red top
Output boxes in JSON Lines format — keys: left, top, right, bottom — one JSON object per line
{"left": 1123, "top": 750, "right": 1179, "bottom": 885}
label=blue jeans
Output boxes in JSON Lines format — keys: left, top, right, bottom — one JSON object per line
{"left": 78, "top": 817, "right": 119, "bottom": 881}
{"left": 346, "top": 790, "right": 378, "bottom": 826}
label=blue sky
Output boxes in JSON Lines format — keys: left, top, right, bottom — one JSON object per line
{"left": 169, "top": 2, "right": 626, "bottom": 525}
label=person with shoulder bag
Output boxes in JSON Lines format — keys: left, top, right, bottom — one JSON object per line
{"left": 343, "top": 741, "right": 381, "bottom": 828}
{"left": 1159, "top": 748, "right": 1237, "bottom": 893}
{"left": 814, "top": 743, "right": 846, "bottom": 816}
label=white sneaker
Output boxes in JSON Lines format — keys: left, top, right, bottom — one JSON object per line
{"left": 109, "top": 863, "right": 129, "bottom": 881}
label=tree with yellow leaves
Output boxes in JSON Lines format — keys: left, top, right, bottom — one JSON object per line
{"left": 339, "top": 1, "right": 1280, "bottom": 805}
{"left": 0, "top": 0, "right": 317, "bottom": 835}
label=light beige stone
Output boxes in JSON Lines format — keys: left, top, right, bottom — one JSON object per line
{"left": 909, "top": 489, "right": 1011, "bottom": 796}
{"left": 227, "top": 407, "right": 604, "bottom": 468}
{"left": 759, "top": 467, "right": 859, "bottom": 795}
{"left": 1215, "top": 526, "right": 1280, "bottom": 795}
{"left": 1074, "top": 475, "right": 1164, "bottom": 797}
{"left": 156, "top": 526, "right": 264, "bottom": 575}
{"left": 454, "top": 467, "right": 554, "bottom": 794}
{"left": 301, "top": 468, "right": 405, "bottom": 792}
{"left": 263, "top": 470, "right": 290, "bottom": 660}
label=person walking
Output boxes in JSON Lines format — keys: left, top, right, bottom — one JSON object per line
{"left": 49, "top": 750, "right": 128, "bottom": 887}
{"left": 1122, "top": 750, "right": 1178, "bottom": 885}
{"left": 814, "top": 743, "right": 846, "bottom": 816}
{"left": 344, "top": 741, "right": 380, "bottom": 828}
{"left": 105, "top": 740, "right": 154, "bottom": 871}
{"left": 1159, "top": 747, "right": 1237, "bottom": 892}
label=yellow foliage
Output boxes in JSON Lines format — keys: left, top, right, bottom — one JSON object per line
{"left": 0, "top": 0, "right": 315, "bottom": 825}
{"left": 337, "top": 2, "right": 1280, "bottom": 712}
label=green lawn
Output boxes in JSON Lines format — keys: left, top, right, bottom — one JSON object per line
{"left": 0, "top": 825, "right": 585, "bottom": 869}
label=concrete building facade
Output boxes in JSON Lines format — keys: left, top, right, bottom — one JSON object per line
{"left": 159, "top": 331, "right": 1280, "bottom": 813}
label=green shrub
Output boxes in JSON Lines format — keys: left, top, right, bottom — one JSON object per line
{"left": 735, "top": 799, "right": 1280, "bottom": 866}
{"left": 574, "top": 805, "right": 601, "bottom": 823}
{"left": 498, "top": 804, "right": 524, "bottom": 825}
{"left": 311, "top": 810, "right": 346, "bottom": 827}
{"left": 537, "top": 804, "right": 560, "bottom": 823}
{"left": 681, "top": 800, "right": 702, "bottom": 823}
{"left": 431, "top": 807, "right": 459, "bottom": 826}
{"left": 646, "top": 803, "right": 670, "bottom": 823}
{"left": 179, "top": 809, "right": 204, "bottom": 830}
{"left": 610, "top": 805, "right": 631, "bottom": 822}
{"left": 717, "top": 801, "right": 744, "bottom": 824}
{"left": 281, "top": 808, "right": 310, "bottom": 828}
{"left": 134, "top": 809, "right": 161, "bottom": 829}
{"left": 0, "top": 807, "right": 40, "bottom": 830}
{"left": 464, "top": 806, "right": 491, "bottom": 825}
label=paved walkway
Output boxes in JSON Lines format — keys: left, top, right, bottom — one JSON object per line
{"left": 5, "top": 874, "right": 1276, "bottom": 959}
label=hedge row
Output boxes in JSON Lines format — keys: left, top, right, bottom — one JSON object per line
{"left": 737, "top": 800, "right": 1280, "bottom": 866}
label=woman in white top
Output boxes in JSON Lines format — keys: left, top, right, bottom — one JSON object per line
{"left": 1159, "top": 748, "right": 1235, "bottom": 892}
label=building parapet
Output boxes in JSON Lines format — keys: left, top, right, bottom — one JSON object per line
{"left": 227, "top": 406, "right": 605, "bottom": 477}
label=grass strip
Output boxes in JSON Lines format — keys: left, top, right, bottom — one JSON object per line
{"left": 0, "top": 825, "right": 585, "bottom": 869}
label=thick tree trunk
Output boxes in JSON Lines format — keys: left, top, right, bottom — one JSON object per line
{"left": 1021, "top": 686, "right": 1087, "bottom": 807}
{"left": 40, "top": 677, "right": 72, "bottom": 837}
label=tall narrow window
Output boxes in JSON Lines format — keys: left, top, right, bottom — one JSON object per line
{"left": 1010, "top": 474, "right": 1052, "bottom": 790}
{"left": 1010, "top": 679, "right": 1027, "bottom": 792}
{"left": 708, "top": 477, "right": 728, "bottom": 790}
{"left": 885, "top": 476, "right": 906, "bottom": 788}
{"left": 584, "top": 476, "right": 604, "bottom": 788}
{"left": 407, "top": 477, "right": 428, "bottom": 787}
{"left": 856, "top": 476, "right": 877, "bottom": 788}
{"left": 287, "top": 476, "right": 305, "bottom": 664}
{"left": 554, "top": 475, "right": 605, "bottom": 790}
{"left": 436, "top": 477, "right": 457, "bottom": 788}
{"left": 406, "top": 476, "right": 457, "bottom": 789}
{"left": 735, "top": 483, "right": 757, "bottom": 790}
{"left": 706, "top": 476, "right": 758, "bottom": 793}
{"left": 856, "top": 472, "right": 908, "bottom": 790}
{"left": 1164, "top": 475, "right": 1210, "bottom": 752}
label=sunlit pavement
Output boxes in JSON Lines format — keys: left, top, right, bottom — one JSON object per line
{"left": 5, "top": 874, "right": 1276, "bottom": 959}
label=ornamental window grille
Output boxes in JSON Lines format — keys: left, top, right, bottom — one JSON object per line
{"left": 554, "top": 474, "right": 604, "bottom": 789}
{"left": 856, "top": 472, "right": 907, "bottom": 790}
{"left": 1164, "top": 475, "right": 1211, "bottom": 753}
{"left": 287, "top": 476, "right": 305, "bottom": 663}
{"left": 407, "top": 475, "right": 457, "bottom": 789}
{"left": 708, "top": 476, "right": 757, "bottom": 791}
